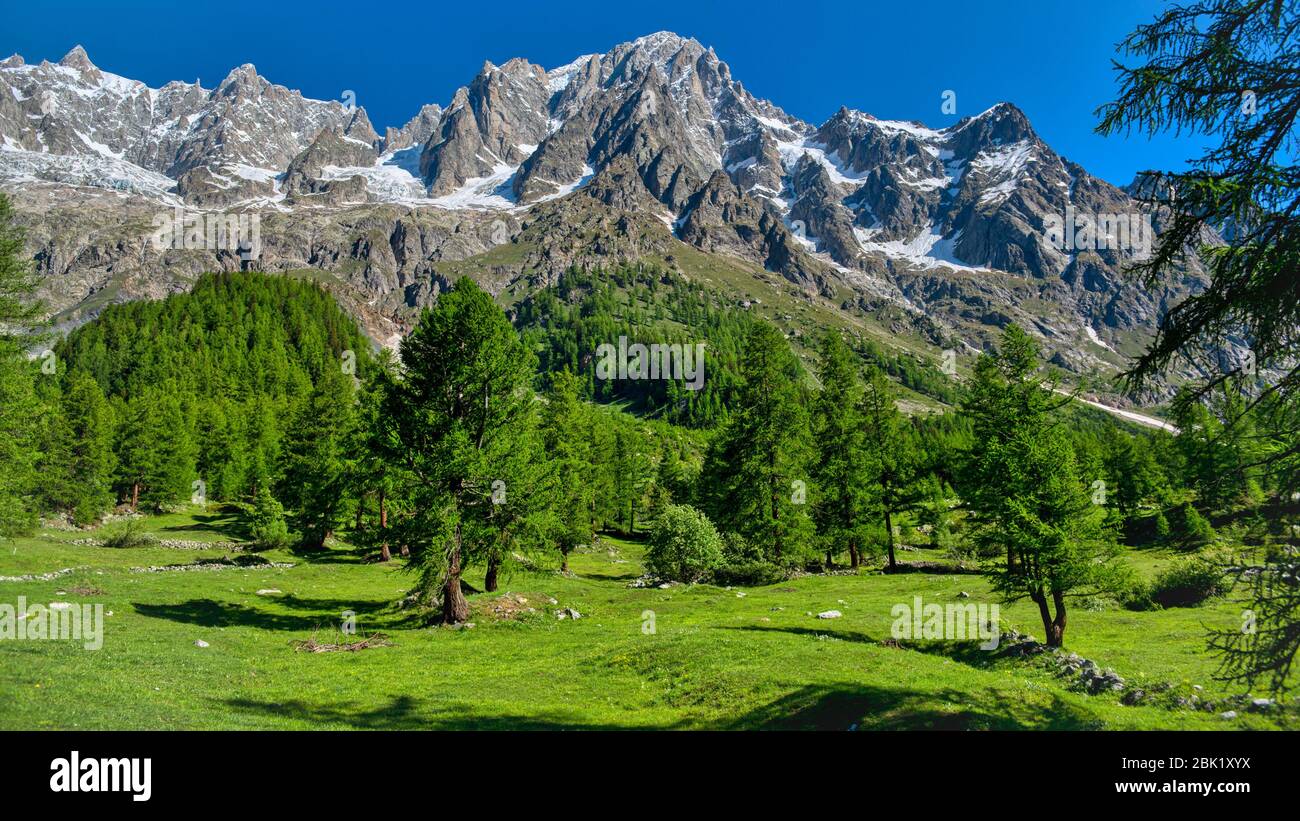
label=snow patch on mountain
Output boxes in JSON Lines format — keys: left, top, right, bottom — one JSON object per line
{"left": 0, "top": 145, "right": 180, "bottom": 202}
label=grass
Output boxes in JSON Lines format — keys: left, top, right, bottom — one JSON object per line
{"left": 0, "top": 508, "right": 1288, "bottom": 730}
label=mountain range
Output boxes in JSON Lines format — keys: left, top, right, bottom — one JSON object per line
{"left": 0, "top": 32, "right": 1211, "bottom": 405}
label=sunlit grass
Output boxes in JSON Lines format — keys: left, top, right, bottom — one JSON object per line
{"left": 0, "top": 511, "right": 1285, "bottom": 730}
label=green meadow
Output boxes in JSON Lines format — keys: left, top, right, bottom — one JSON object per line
{"left": 0, "top": 507, "right": 1284, "bottom": 731}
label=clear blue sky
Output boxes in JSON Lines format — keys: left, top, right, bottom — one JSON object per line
{"left": 4, "top": 0, "right": 1208, "bottom": 186}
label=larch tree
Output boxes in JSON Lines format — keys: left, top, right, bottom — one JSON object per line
{"left": 279, "top": 367, "right": 356, "bottom": 549}
{"left": 959, "top": 325, "right": 1121, "bottom": 647}
{"left": 0, "top": 192, "right": 42, "bottom": 538}
{"left": 542, "top": 370, "right": 595, "bottom": 573}
{"left": 703, "top": 320, "right": 813, "bottom": 565}
{"left": 379, "top": 277, "right": 538, "bottom": 624}
{"left": 858, "top": 365, "right": 921, "bottom": 571}
{"left": 810, "top": 331, "right": 869, "bottom": 569}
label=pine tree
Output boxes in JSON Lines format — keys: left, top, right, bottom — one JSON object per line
{"left": 248, "top": 485, "right": 290, "bottom": 549}
{"left": 542, "top": 370, "right": 595, "bottom": 572}
{"left": 959, "top": 325, "right": 1121, "bottom": 647}
{"left": 1174, "top": 384, "right": 1262, "bottom": 512}
{"left": 858, "top": 365, "right": 921, "bottom": 571}
{"left": 114, "top": 390, "right": 196, "bottom": 512}
{"left": 379, "top": 278, "right": 538, "bottom": 623}
{"left": 348, "top": 352, "right": 406, "bottom": 561}
{"left": 57, "top": 371, "right": 117, "bottom": 523}
{"left": 279, "top": 367, "right": 356, "bottom": 549}
{"left": 810, "top": 331, "right": 868, "bottom": 569}
{"left": 480, "top": 411, "right": 553, "bottom": 591}
{"left": 702, "top": 320, "right": 813, "bottom": 565}
{"left": 1101, "top": 428, "right": 1166, "bottom": 528}
{"left": 0, "top": 192, "right": 43, "bottom": 537}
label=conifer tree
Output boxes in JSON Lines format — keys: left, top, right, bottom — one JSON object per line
{"left": 115, "top": 390, "right": 196, "bottom": 512}
{"left": 702, "top": 320, "right": 812, "bottom": 565}
{"left": 542, "top": 370, "right": 595, "bottom": 572}
{"left": 858, "top": 365, "right": 921, "bottom": 571}
{"left": 0, "top": 192, "right": 42, "bottom": 537}
{"left": 959, "top": 325, "right": 1120, "bottom": 646}
{"left": 56, "top": 371, "right": 118, "bottom": 523}
{"left": 279, "top": 367, "right": 356, "bottom": 549}
{"left": 810, "top": 331, "right": 868, "bottom": 568}
{"left": 379, "top": 278, "right": 538, "bottom": 623}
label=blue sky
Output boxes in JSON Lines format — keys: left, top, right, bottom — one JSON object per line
{"left": 4, "top": 0, "right": 1207, "bottom": 186}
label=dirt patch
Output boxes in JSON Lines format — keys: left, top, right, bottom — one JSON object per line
{"left": 476, "top": 593, "right": 541, "bottom": 622}
{"left": 291, "top": 632, "right": 393, "bottom": 653}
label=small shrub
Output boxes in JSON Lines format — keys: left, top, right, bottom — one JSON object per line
{"left": 101, "top": 519, "right": 154, "bottom": 548}
{"left": 712, "top": 560, "right": 786, "bottom": 586}
{"left": 645, "top": 504, "right": 724, "bottom": 583}
{"left": 1149, "top": 556, "right": 1224, "bottom": 608}
{"left": 1168, "top": 502, "right": 1216, "bottom": 550}
{"left": 1119, "top": 578, "right": 1158, "bottom": 611}
{"left": 249, "top": 488, "right": 291, "bottom": 550}
{"left": 1153, "top": 510, "right": 1171, "bottom": 541}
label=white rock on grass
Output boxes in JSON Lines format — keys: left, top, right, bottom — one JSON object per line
{"left": 817, "top": 610, "right": 842, "bottom": 619}
{"left": 194, "top": 639, "right": 209, "bottom": 648}
{"left": 256, "top": 589, "right": 282, "bottom": 596}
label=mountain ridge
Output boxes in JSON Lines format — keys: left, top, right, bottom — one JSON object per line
{"left": 0, "top": 33, "right": 1214, "bottom": 401}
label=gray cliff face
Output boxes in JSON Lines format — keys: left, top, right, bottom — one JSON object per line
{"left": 419, "top": 59, "right": 552, "bottom": 196}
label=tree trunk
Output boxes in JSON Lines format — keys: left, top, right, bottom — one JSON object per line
{"left": 849, "top": 539, "right": 860, "bottom": 570}
{"left": 485, "top": 554, "right": 500, "bottom": 593}
{"left": 884, "top": 507, "right": 897, "bottom": 570}
{"left": 825, "top": 551, "right": 834, "bottom": 569}
{"left": 1031, "top": 589, "right": 1052, "bottom": 644}
{"left": 1030, "top": 589, "right": 1066, "bottom": 647}
{"left": 770, "top": 469, "right": 782, "bottom": 561}
{"left": 131, "top": 482, "right": 140, "bottom": 512}
{"left": 378, "top": 489, "right": 390, "bottom": 562}
{"left": 560, "top": 549, "right": 570, "bottom": 574}
{"left": 1049, "top": 589, "right": 1067, "bottom": 647}
{"left": 441, "top": 524, "right": 470, "bottom": 625}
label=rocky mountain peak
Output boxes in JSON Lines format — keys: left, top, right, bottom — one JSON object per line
{"left": 383, "top": 103, "right": 443, "bottom": 154}
{"left": 216, "top": 64, "right": 268, "bottom": 97}
{"left": 947, "top": 101, "right": 1037, "bottom": 151}
{"left": 58, "top": 45, "right": 95, "bottom": 72}
{"left": 420, "top": 56, "right": 551, "bottom": 195}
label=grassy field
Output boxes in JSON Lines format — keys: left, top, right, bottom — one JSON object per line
{"left": 0, "top": 507, "right": 1288, "bottom": 730}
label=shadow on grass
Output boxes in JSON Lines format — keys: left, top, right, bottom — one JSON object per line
{"left": 160, "top": 506, "right": 250, "bottom": 541}
{"left": 132, "top": 595, "right": 416, "bottom": 631}
{"left": 286, "top": 545, "right": 368, "bottom": 564}
{"left": 719, "top": 624, "right": 880, "bottom": 646}
{"left": 216, "top": 681, "right": 1103, "bottom": 730}
{"left": 900, "top": 638, "right": 1008, "bottom": 670}
{"left": 218, "top": 694, "right": 690, "bottom": 730}
{"left": 725, "top": 683, "right": 1103, "bottom": 730}
{"left": 722, "top": 624, "right": 1010, "bottom": 672}
{"left": 569, "top": 561, "right": 643, "bottom": 583}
